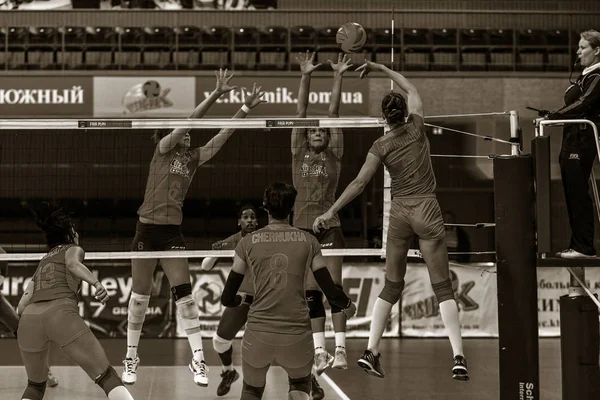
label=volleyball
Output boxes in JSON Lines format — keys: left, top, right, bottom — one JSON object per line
{"left": 336, "top": 22, "right": 367, "bottom": 53}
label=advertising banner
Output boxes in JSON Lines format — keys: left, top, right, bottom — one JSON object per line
{"left": 93, "top": 77, "right": 196, "bottom": 117}
{"left": 0, "top": 77, "right": 93, "bottom": 116}
{"left": 195, "top": 76, "right": 369, "bottom": 117}
{"left": 177, "top": 262, "right": 399, "bottom": 338}
{"left": 1, "top": 263, "right": 171, "bottom": 338}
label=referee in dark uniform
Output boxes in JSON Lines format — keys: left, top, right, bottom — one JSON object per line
{"left": 546, "top": 30, "right": 600, "bottom": 258}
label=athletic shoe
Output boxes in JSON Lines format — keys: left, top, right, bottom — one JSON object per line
{"left": 216, "top": 369, "right": 239, "bottom": 396}
{"left": 452, "top": 355, "right": 470, "bottom": 381}
{"left": 357, "top": 349, "right": 385, "bottom": 378}
{"left": 47, "top": 369, "right": 59, "bottom": 387}
{"left": 314, "top": 351, "right": 334, "bottom": 375}
{"left": 189, "top": 358, "right": 209, "bottom": 387}
{"left": 122, "top": 356, "right": 140, "bottom": 385}
{"left": 311, "top": 374, "right": 325, "bottom": 400}
{"left": 556, "top": 249, "right": 596, "bottom": 258}
{"left": 332, "top": 346, "right": 348, "bottom": 369}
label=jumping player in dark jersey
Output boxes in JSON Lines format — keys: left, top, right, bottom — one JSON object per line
{"left": 291, "top": 52, "right": 352, "bottom": 396}
{"left": 16, "top": 203, "right": 134, "bottom": 400}
{"left": 313, "top": 61, "right": 469, "bottom": 382}
{"left": 202, "top": 205, "right": 258, "bottom": 396}
{"left": 122, "top": 70, "right": 267, "bottom": 387}
{"left": 0, "top": 247, "right": 59, "bottom": 388}
{"left": 221, "top": 182, "right": 356, "bottom": 400}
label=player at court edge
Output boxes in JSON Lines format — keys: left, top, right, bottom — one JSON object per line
{"left": 221, "top": 182, "right": 357, "bottom": 400}
{"left": 122, "top": 69, "right": 267, "bottom": 387}
{"left": 313, "top": 60, "right": 469, "bottom": 381}
{"left": 16, "top": 203, "right": 135, "bottom": 400}
{"left": 291, "top": 51, "right": 352, "bottom": 399}
{"left": 201, "top": 204, "right": 259, "bottom": 396}
{"left": 0, "top": 247, "right": 59, "bottom": 388}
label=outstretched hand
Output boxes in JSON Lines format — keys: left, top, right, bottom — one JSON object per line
{"left": 215, "top": 68, "right": 237, "bottom": 94}
{"left": 329, "top": 53, "right": 353, "bottom": 75}
{"left": 355, "top": 60, "right": 382, "bottom": 79}
{"left": 297, "top": 51, "right": 322, "bottom": 75}
{"left": 244, "top": 83, "right": 267, "bottom": 109}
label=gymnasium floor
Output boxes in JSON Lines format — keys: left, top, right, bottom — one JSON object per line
{"left": 0, "top": 338, "right": 563, "bottom": 400}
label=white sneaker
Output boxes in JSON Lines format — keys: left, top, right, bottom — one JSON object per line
{"left": 556, "top": 249, "right": 596, "bottom": 259}
{"left": 122, "top": 356, "right": 140, "bottom": 385}
{"left": 189, "top": 358, "right": 209, "bottom": 387}
{"left": 314, "top": 351, "right": 334, "bottom": 375}
{"left": 332, "top": 347, "right": 348, "bottom": 369}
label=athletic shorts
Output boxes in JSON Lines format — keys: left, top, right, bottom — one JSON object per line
{"left": 217, "top": 304, "right": 250, "bottom": 341}
{"left": 301, "top": 226, "right": 346, "bottom": 250}
{"left": 388, "top": 195, "right": 445, "bottom": 241}
{"left": 242, "top": 329, "right": 313, "bottom": 386}
{"left": 18, "top": 298, "right": 91, "bottom": 352}
{"left": 131, "top": 221, "right": 186, "bottom": 251}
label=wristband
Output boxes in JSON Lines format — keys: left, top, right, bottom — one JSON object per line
{"left": 241, "top": 104, "right": 251, "bottom": 113}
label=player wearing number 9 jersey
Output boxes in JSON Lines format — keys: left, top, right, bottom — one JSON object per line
{"left": 16, "top": 203, "right": 134, "bottom": 400}
{"left": 123, "top": 71, "right": 267, "bottom": 388}
{"left": 221, "top": 182, "right": 356, "bottom": 400}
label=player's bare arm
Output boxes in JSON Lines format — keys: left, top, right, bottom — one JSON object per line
{"left": 328, "top": 53, "right": 352, "bottom": 159}
{"left": 65, "top": 246, "right": 109, "bottom": 304}
{"left": 291, "top": 51, "right": 321, "bottom": 155}
{"left": 16, "top": 279, "right": 34, "bottom": 315}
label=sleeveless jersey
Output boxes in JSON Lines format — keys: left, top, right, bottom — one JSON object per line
{"left": 137, "top": 145, "right": 200, "bottom": 225}
{"left": 292, "top": 146, "right": 341, "bottom": 229}
{"left": 29, "top": 244, "right": 81, "bottom": 304}
{"left": 368, "top": 114, "right": 436, "bottom": 198}
{"left": 234, "top": 223, "right": 322, "bottom": 334}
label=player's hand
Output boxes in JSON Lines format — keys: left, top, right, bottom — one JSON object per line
{"left": 297, "top": 51, "right": 322, "bottom": 75}
{"left": 93, "top": 281, "right": 109, "bottom": 304}
{"left": 343, "top": 302, "right": 357, "bottom": 319}
{"left": 214, "top": 68, "right": 238, "bottom": 94}
{"left": 244, "top": 83, "right": 267, "bottom": 109}
{"left": 313, "top": 211, "right": 333, "bottom": 233}
{"left": 329, "top": 53, "right": 353, "bottom": 76}
{"left": 239, "top": 292, "right": 254, "bottom": 306}
{"left": 355, "top": 60, "right": 381, "bottom": 79}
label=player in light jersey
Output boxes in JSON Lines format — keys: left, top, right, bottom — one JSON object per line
{"left": 313, "top": 60, "right": 469, "bottom": 381}
{"left": 221, "top": 182, "right": 356, "bottom": 400}
{"left": 16, "top": 203, "right": 134, "bottom": 400}
{"left": 122, "top": 70, "right": 267, "bottom": 387}
{"left": 0, "top": 247, "right": 59, "bottom": 388}
{"left": 201, "top": 205, "right": 258, "bottom": 396}
{"left": 291, "top": 52, "right": 352, "bottom": 393}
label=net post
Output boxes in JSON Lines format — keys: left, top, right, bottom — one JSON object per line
{"left": 509, "top": 110, "right": 522, "bottom": 155}
{"left": 494, "top": 155, "right": 539, "bottom": 400}
{"left": 532, "top": 131, "right": 552, "bottom": 255}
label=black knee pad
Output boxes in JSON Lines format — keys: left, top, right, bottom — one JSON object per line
{"left": 289, "top": 373, "right": 311, "bottom": 394}
{"left": 95, "top": 366, "right": 123, "bottom": 396}
{"left": 242, "top": 381, "right": 265, "bottom": 400}
{"left": 432, "top": 278, "right": 454, "bottom": 304}
{"left": 22, "top": 379, "right": 46, "bottom": 400}
{"left": 171, "top": 283, "right": 192, "bottom": 301}
{"left": 330, "top": 285, "right": 345, "bottom": 314}
{"left": 306, "top": 290, "right": 325, "bottom": 319}
{"left": 378, "top": 278, "right": 405, "bottom": 305}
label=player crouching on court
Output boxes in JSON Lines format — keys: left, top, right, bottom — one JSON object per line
{"left": 16, "top": 203, "right": 135, "bottom": 400}
{"left": 221, "top": 182, "right": 357, "bottom": 400}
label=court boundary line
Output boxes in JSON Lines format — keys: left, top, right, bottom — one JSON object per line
{"left": 321, "top": 372, "right": 351, "bottom": 400}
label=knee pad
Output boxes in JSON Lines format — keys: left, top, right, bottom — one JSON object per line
{"left": 306, "top": 290, "right": 325, "bottom": 319}
{"left": 378, "top": 278, "right": 405, "bottom": 305}
{"left": 171, "top": 283, "right": 192, "bottom": 302}
{"left": 330, "top": 285, "right": 345, "bottom": 314}
{"left": 288, "top": 373, "right": 311, "bottom": 394}
{"left": 212, "top": 333, "right": 233, "bottom": 354}
{"left": 176, "top": 295, "right": 200, "bottom": 331}
{"left": 432, "top": 278, "right": 454, "bottom": 304}
{"left": 22, "top": 379, "right": 46, "bottom": 400}
{"left": 242, "top": 381, "right": 265, "bottom": 400}
{"left": 95, "top": 366, "right": 123, "bottom": 396}
{"left": 128, "top": 292, "right": 150, "bottom": 325}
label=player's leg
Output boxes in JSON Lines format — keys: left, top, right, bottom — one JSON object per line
{"left": 305, "top": 272, "right": 331, "bottom": 377}
{"left": 416, "top": 197, "right": 468, "bottom": 381}
{"left": 162, "top": 255, "right": 207, "bottom": 386}
{"left": 17, "top": 311, "right": 50, "bottom": 400}
{"left": 323, "top": 227, "right": 347, "bottom": 370}
{"left": 213, "top": 304, "right": 249, "bottom": 396}
{"left": 277, "top": 331, "right": 314, "bottom": 400}
{"left": 358, "top": 200, "right": 412, "bottom": 379}
{"left": 241, "top": 330, "right": 274, "bottom": 400}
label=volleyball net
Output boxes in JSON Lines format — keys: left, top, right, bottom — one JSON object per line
{"left": 0, "top": 115, "right": 513, "bottom": 338}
